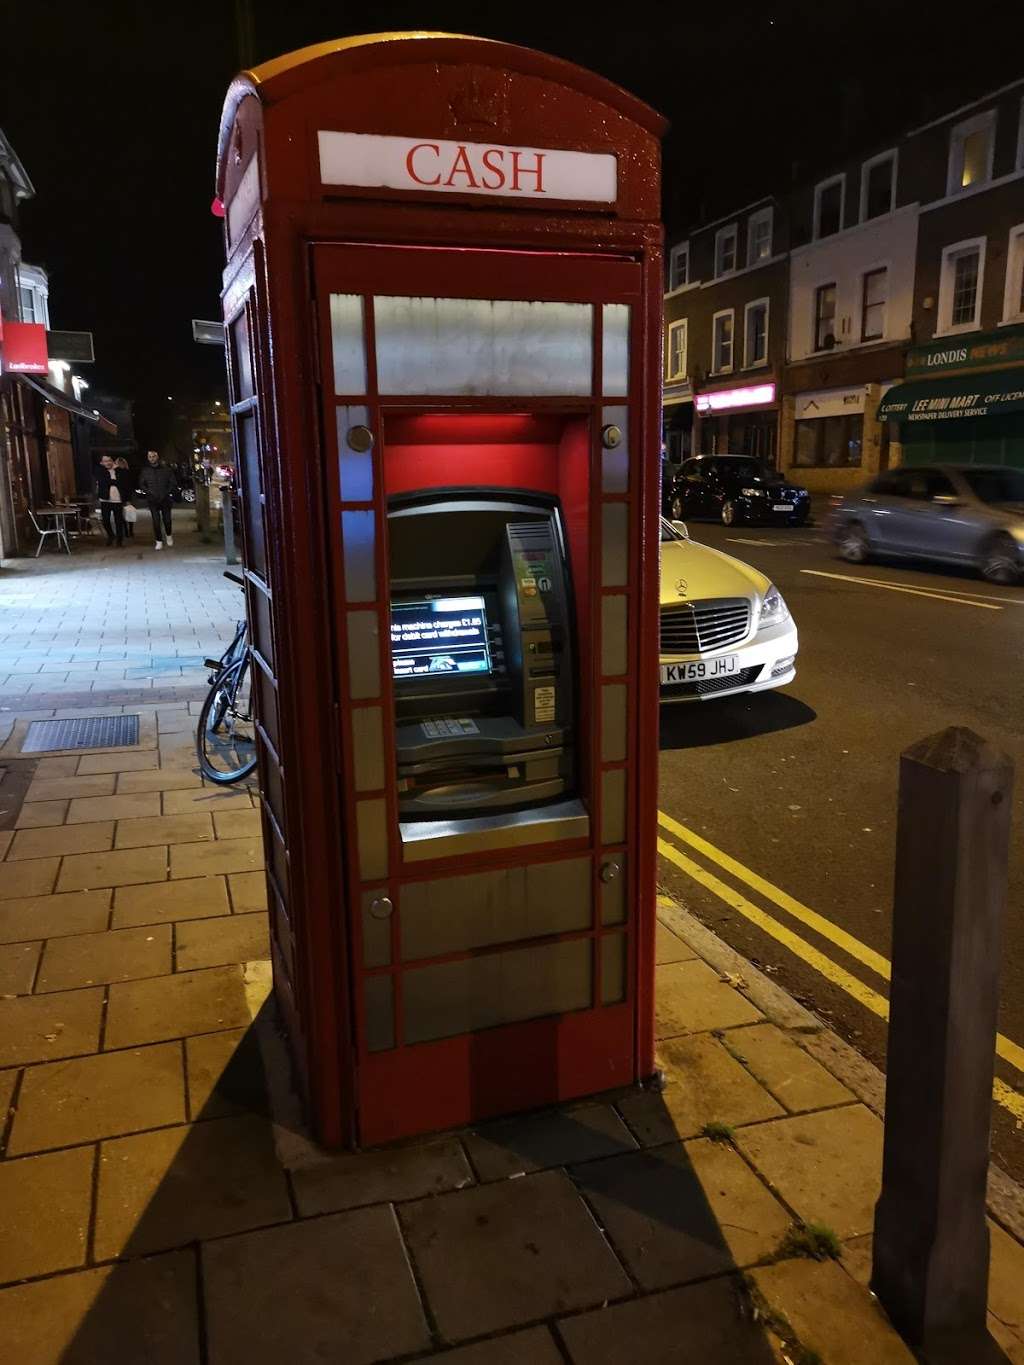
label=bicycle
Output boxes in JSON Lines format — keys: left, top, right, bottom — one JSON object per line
{"left": 196, "top": 570, "right": 258, "bottom": 784}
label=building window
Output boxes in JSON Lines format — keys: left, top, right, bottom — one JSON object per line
{"left": 947, "top": 110, "right": 996, "bottom": 195}
{"left": 668, "top": 242, "right": 689, "bottom": 291}
{"left": 744, "top": 298, "right": 769, "bottom": 367}
{"left": 813, "top": 283, "right": 837, "bottom": 350}
{"left": 1003, "top": 225, "right": 1024, "bottom": 323}
{"left": 711, "top": 310, "right": 734, "bottom": 373}
{"left": 813, "top": 175, "right": 845, "bottom": 238}
{"left": 19, "top": 286, "right": 39, "bottom": 323}
{"left": 666, "top": 319, "right": 688, "bottom": 379}
{"left": 938, "top": 238, "right": 985, "bottom": 333}
{"left": 794, "top": 414, "right": 863, "bottom": 468}
{"left": 861, "top": 151, "right": 896, "bottom": 221}
{"left": 861, "top": 267, "right": 888, "bottom": 341}
{"left": 747, "top": 207, "right": 773, "bottom": 265}
{"left": 1018, "top": 98, "right": 1024, "bottom": 171}
{"left": 714, "top": 224, "right": 738, "bottom": 277}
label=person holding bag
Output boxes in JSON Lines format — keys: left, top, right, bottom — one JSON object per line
{"left": 115, "top": 459, "right": 137, "bottom": 539}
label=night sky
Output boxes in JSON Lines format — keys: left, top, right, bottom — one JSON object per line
{"left": 3, "top": 1, "right": 1021, "bottom": 446}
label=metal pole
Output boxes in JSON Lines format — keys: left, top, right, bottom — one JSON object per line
{"left": 872, "top": 726, "right": 1013, "bottom": 1362}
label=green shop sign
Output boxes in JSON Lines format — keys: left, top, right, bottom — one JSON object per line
{"left": 906, "top": 324, "right": 1024, "bottom": 377}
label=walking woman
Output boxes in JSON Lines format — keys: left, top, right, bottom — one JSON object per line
{"left": 115, "top": 459, "right": 137, "bottom": 539}
{"left": 96, "top": 455, "right": 132, "bottom": 548}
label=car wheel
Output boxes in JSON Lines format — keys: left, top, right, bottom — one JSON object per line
{"left": 980, "top": 532, "right": 1020, "bottom": 584}
{"left": 721, "top": 500, "right": 739, "bottom": 526}
{"left": 838, "top": 522, "right": 870, "bottom": 563}
{"left": 669, "top": 494, "right": 685, "bottom": 521}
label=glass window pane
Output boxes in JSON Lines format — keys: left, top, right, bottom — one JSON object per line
{"left": 336, "top": 406, "right": 374, "bottom": 502}
{"left": 602, "top": 304, "right": 630, "bottom": 396}
{"left": 952, "top": 251, "right": 979, "bottom": 325}
{"left": 330, "top": 293, "right": 367, "bottom": 395}
{"left": 961, "top": 129, "right": 989, "bottom": 187}
{"left": 341, "top": 509, "right": 377, "bottom": 603}
{"left": 866, "top": 159, "right": 894, "bottom": 219}
{"left": 374, "top": 296, "right": 593, "bottom": 396}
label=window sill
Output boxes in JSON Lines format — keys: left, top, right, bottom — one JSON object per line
{"left": 999, "top": 315, "right": 1024, "bottom": 327}
{"left": 709, "top": 369, "right": 735, "bottom": 378}
{"left": 933, "top": 321, "right": 983, "bottom": 338}
{"left": 742, "top": 359, "right": 770, "bottom": 371}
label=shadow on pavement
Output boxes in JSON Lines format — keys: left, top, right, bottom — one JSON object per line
{"left": 660, "top": 692, "right": 817, "bottom": 752}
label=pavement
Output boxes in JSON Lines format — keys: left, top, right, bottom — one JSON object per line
{"left": 0, "top": 517, "right": 1021, "bottom": 1363}
{"left": 657, "top": 514, "right": 1024, "bottom": 1183}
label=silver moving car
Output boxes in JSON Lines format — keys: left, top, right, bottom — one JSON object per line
{"left": 828, "top": 464, "right": 1024, "bottom": 584}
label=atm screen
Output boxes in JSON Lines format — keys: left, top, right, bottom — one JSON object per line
{"left": 390, "top": 596, "right": 492, "bottom": 679}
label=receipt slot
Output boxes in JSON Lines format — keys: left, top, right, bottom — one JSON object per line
{"left": 215, "top": 33, "right": 666, "bottom": 1146}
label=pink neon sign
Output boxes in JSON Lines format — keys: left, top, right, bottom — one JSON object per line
{"left": 695, "top": 382, "right": 776, "bottom": 413}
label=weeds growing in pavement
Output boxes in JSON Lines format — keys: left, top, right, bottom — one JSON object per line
{"left": 700, "top": 1121, "right": 736, "bottom": 1142}
{"left": 778, "top": 1222, "right": 842, "bottom": 1262}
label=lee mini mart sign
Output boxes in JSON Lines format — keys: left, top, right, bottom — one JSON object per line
{"left": 318, "top": 130, "right": 618, "bottom": 204}
{"left": 906, "top": 324, "right": 1024, "bottom": 377}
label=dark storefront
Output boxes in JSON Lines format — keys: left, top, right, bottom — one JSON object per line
{"left": 880, "top": 325, "right": 1024, "bottom": 469}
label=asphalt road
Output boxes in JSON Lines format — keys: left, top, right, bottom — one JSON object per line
{"left": 655, "top": 515, "right": 1024, "bottom": 1181}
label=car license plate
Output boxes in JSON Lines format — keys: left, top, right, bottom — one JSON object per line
{"left": 660, "top": 655, "right": 739, "bottom": 684}
{"left": 772, "top": 503, "right": 791, "bottom": 512}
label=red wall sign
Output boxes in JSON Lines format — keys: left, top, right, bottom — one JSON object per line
{"left": 2, "top": 321, "right": 49, "bottom": 374}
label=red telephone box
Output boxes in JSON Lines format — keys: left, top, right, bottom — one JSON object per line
{"left": 215, "top": 33, "right": 666, "bottom": 1147}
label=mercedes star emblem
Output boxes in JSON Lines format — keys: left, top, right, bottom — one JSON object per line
{"left": 675, "top": 578, "right": 688, "bottom": 597}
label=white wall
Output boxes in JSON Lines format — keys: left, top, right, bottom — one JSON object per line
{"left": 788, "top": 204, "right": 919, "bottom": 363}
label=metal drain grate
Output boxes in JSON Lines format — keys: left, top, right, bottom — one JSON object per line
{"left": 22, "top": 715, "right": 141, "bottom": 753}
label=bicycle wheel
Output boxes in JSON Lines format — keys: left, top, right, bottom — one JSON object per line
{"left": 196, "top": 656, "right": 258, "bottom": 784}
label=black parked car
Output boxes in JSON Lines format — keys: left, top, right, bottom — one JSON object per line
{"left": 663, "top": 454, "right": 810, "bottom": 527}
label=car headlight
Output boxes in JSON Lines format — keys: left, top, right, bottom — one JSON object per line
{"left": 741, "top": 487, "right": 765, "bottom": 496}
{"left": 758, "top": 583, "right": 790, "bottom": 628}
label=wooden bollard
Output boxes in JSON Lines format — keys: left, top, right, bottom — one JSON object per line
{"left": 872, "top": 727, "right": 1013, "bottom": 1361}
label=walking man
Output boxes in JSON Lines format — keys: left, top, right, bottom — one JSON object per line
{"left": 96, "top": 455, "right": 130, "bottom": 547}
{"left": 139, "top": 449, "right": 177, "bottom": 550}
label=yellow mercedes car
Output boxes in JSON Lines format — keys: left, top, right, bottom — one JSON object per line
{"left": 659, "top": 519, "right": 798, "bottom": 702}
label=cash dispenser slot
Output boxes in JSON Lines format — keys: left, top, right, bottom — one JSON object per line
{"left": 388, "top": 490, "right": 588, "bottom": 853}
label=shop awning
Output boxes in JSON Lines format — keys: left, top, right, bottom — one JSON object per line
{"left": 877, "top": 369, "right": 1024, "bottom": 423}
{"left": 17, "top": 375, "right": 118, "bottom": 434}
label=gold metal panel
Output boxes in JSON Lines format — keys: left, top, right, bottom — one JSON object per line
{"left": 601, "top": 595, "right": 628, "bottom": 678}
{"left": 601, "top": 769, "right": 627, "bottom": 845}
{"left": 351, "top": 706, "right": 386, "bottom": 792}
{"left": 601, "top": 683, "right": 628, "bottom": 763}
{"left": 346, "top": 611, "right": 380, "bottom": 700}
{"left": 356, "top": 797, "right": 389, "bottom": 881}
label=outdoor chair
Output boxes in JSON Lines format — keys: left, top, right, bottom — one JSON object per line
{"left": 27, "top": 507, "right": 72, "bottom": 557}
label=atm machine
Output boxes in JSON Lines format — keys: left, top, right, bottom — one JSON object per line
{"left": 389, "top": 490, "right": 577, "bottom": 827}
{"left": 215, "top": 32, "right": 666, "bottom": 1147}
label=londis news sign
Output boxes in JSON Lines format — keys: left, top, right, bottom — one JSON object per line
{"left": 318, "top": 130, "right": 617, "bottom": 204}
{"left": 906, "top": 324, "right": 1024, "bottom": 377}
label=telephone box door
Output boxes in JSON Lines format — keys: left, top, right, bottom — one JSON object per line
{"left": 314, "top": 242, "right": 649, "bottom": 1144}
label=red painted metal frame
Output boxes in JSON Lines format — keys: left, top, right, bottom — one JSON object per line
{"left": 216, "top": 33, "right": 665, "bottom": 1148}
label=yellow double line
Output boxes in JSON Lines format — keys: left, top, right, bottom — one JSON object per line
{"left": 657, "top": 808, "right": 1024, "bottom": 1123}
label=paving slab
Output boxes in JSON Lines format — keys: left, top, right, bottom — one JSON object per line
{"left": 0, "top": 855, "right": 60, "bottom": 899}
{"left": 655, "top": 958, "right": 763, "bottom": 1038}
{"left": 399, "top": 1168, "right": 631, "bottom": 1342}
{"left": 112, "top": 875, "right": 229, "bottom": 927}
{"left": 185, "top": 1027, "right": 267, "bottom": 1120}
{"left": 32, "top": 756, "right": 79, "bottom": 777}
{"left": 722, "top": 1022, "right": 855, "bottom": 1112}
{"left": 0, "top": 987, "right": 103, "bottom": 1067}
{"left": 202, "top": 1205, "right": 431, "bottom": 1365}
{"left": 24, "top": 774, "right": 116, "bottom": 802}
{"left": 105, "top": 964, "right": 253, "bottom": 1047}
{"left": 36, "top": 923, "right": 172, "bottom": 991}
{"left": 558, "top": 1274, "right": 782, "bottom": 1364}
{"left": 162, "top": 785, "right": 253, "bottom": 814}
{"left": 57, "top": 844, "right": 168, "bottom": 893}
{"left": 0, "top": 939, "right": 41, "bottom": 994}
{"left": 67, "top": 792, "right": 161, "bottom": 824}
{"left": 0, "top": 1145, "right": 93, "bottom": 1282}
{"left": 14, "top": 798, "right": 69, "bottom": 828}
{"left": 228, "top": 870, "right": 267, "bottom": 912}
{"left": 464, "top": 1102, "right": 637, "bottom": 1181}
{"left": 115, "top": 812, "right": 213, "bottom": 849}
{"left": 293, "top": 1135, "right": 474, "bottom": 1216}
{"left": 8, "top": 1042, "right": 186, "bottom": 1153}
{"left": 990, "top": 1221, "right": 1024, "bottom": 1340}
{"left": 77, "top": 749, "right": 161, "bottom": 774}
{"left": 117, "top": 768, "right": 204, "bottom": 794}
{"left": 422, "top": 1328, "right": 565, "bottom": 1364}
{"left": 7, "top": 820, "right": 115, "bottom": 862}
{"left": 655, "top": 918, "right": 698, "bottom": 964}
{"left": 175, "top": 911, "right": 270, "bottom": 971}
{"left": 212, "top": 808, "right": 262, "bottom": 840}
{"left": 752, "top": 1257, "right": 915, "bottom": 1364}
{"left": 0, "top": 889, "right": 111, "bottom": 943}
{"left": 572, "top": 1137, "right": 790, "bottom": 1291}
{"left": 0, "top": 1250, "right": 200, "bottom": 1365}
{"left": 618, "top": 1033, "right": 784, "bottom": 1145}
{"left": 94, "top": 1114, "right": 292, "bottom": 1259}
{"left": 170, "top": 836, "right": 263, "bottom": 879}
{"left": 0, "top": 1067, "right": 17, "bottom": 1130}
{"left": 735, "top": 1104, "right": 884, "bottom": 1239}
